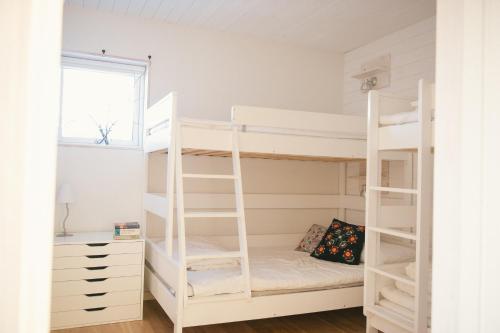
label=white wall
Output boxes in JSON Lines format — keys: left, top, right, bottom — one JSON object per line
{"left": 433, "top": 1, "right": 500, "bottom": 331}
{"left": 56, "top": 6, "right": 348, "bottom": 234}
{"left": 1, "top": 1, "right": 63, "bottom": 331}
{"left": 343, "top": 17, "right": 436, "bottom": 115}
{"left": 63, "top": 6, "right": 344, "bottom": 120}
{"left": 56, "top": 146, "right": 144, "bottom": 232}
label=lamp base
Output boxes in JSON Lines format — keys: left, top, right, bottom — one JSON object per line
{"left": 56, "top": 232, "right": 74, "bottom": 237}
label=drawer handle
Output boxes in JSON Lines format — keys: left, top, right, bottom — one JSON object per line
{"left": 85, "top": 278, "right": 108, "bottom": 282}
{"left": 86, "top": 243, "right": 109, "bottom": 247}
{"left": 85, "top": 266, "right": 108, "bottom": 270}
{"left": 84, "top": 307, "right": 107, "bottom": 312}
{"left": 85, "top": 292, "right": 107, "bottom": 297}
{"left": 86, "top": 254, "right": 109, "bottom": 259}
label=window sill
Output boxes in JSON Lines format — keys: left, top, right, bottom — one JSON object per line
{"left": 58, "top": 142, "right": 143, "bottom": 151}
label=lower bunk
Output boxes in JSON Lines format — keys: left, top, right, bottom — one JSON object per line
{"left": 143, "top": 235, "right": 416, "bottom": 330}
{"left": 144, "top": 236, "right": 365, "bottom": 329}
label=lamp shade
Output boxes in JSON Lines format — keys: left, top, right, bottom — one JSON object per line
{"left": 57, "top": 184, "right": 75, "bottom": 204}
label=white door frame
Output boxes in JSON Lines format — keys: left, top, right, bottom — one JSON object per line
{"left": 0, "top": 1, "right": 64, "bottom": 332}
{"left": 434, "top": 0, "right": 500, "bottom": 332}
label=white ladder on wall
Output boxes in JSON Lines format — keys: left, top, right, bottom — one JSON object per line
{"left": 364, "top": 79, "right": 433, "bottom": 333}
{"left": 173, "top": 122, "right": 252, "bottom": 305}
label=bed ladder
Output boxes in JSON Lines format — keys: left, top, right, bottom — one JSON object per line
{"left": 174, "top": 122, "right": 252, "bottom": 303}
{"left": 364, "top": 79, "right": 433, "bottom": 333}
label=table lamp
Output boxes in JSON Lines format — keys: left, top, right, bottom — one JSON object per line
{"left": 56, "top": 183, "right": 75, "bottom": 237}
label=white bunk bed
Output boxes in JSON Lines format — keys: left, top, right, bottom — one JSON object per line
{"left": 141, "top": 92, "right": 368, "bottom": 333}
{"left": 364, "top": 80, "right": 434, "bottom": 333}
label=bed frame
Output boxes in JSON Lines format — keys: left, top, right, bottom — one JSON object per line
{"left": 142, "top": 92, "right": 367, "bottom": 333}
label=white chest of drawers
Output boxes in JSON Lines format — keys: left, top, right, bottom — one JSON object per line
{"left": 51, "top": 232, "right": 144, "bottom": 330}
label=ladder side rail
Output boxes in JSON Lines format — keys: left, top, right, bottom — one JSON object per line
{"left": 338, "top": 162, "right": 346, "bottom": 220}
{"left": 165, "top": 93, "right": 178, "bottom": 257}
{"left": 232, "top": 126, "right": 252, "bottom": 299}
{"left": 142, "top": 153, "right": 149, "bottom": 239}
{"left": 364, "top": 91, "right": 382, "bottom": 314}
{"left": 174, "top": 122, "right": 187, "bottom": 332}
{"left": 414, "top": 79, "right": 433, "bottom": 333}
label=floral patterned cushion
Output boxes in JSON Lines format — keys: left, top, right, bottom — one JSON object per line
{"left": 311, "top": 219, "right": 365, "bottom": 265}
{"left": 296, "top": 224, "right": 327, "bottom": 253}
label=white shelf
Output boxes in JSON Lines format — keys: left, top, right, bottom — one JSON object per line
{"left": 366, "top": 263, "right": 415, "bottom": 286}
{"left": 365, "top": 305, "right": 414, "bottom": 332}
{"left": 369, "top": 186, "right": 418, "bottom": 194}
{"left": 351, "top": 66, "right": 389, "bottom": 80}
{"left": 367, "top": 226, "right": 417, "bottom": 240}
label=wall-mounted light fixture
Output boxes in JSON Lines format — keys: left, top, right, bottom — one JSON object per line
{"left": 352, "top": 54, "right": 391, "bottom": 93}
{"left": 360, "top": 77, "right": 378, "bottom": 93}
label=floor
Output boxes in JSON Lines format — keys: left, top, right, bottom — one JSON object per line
{"left": 54, "top": 300, "right": 366, "bottom": 333}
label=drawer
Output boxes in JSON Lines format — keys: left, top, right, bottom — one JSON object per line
{"left": 52, "top": 276, "right": 142, "bottom": 297}
{"left": 51, "top": 303, "right": 141, "bottom": 330}
{"left": 52, "top": 290, "right": 141, "bottom": 312}
{"left": 53, "top": 253, "right": 143, "bottom": 269}
{"left": 54, "top": 242, "right": 143, "bottom": 258}
{"left": 53, "top": 265, "right": 142, "bottom": 282}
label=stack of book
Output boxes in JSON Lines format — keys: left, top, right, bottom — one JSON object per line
{"left": 114, "top": 222, "right": 140, "bottom": 240}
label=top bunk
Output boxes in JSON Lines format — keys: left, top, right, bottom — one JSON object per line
{"left": 370, "top": 80, "right": 435, "bottom": 151}
{"left": 143, "top": 92, "right": 367, "bottom": 161}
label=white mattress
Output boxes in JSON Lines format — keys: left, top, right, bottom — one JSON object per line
{"left": 154, "top": 240, "right": 364, "bottom": 298}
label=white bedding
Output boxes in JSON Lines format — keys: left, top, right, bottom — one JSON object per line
{"left": 155, "top": 240, "right": 364, "bottom": 297}
{"left": 378, "top": 261, "right": 432, "bottom": 325}
{"left": 186, "top": 247, "right": 365, "bottom": 297}
{"left": 380, "top": 285, "right": 415, "bottom": 311}
{"left": 167, "top": 237, "right": 240, "bottom": 271}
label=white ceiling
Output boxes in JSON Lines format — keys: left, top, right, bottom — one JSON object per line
{"left": 65, "top": 0, "right": 436, "bottom": 52}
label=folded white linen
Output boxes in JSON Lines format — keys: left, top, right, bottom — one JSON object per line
{"left": 380, "top": 285, "right": 415, "bottom": 311}
{"left": 158, "top": 237, "right": 240, "bottom": 271}
{"left": 379, "top": 299, "right": 432, "bottom": 328}
{"left": 396, "top": 280, "right": 416, "bottom": 296}
{"left": 404, "top": 261, "right": 432, "bottom": 296}
{"left": 187, "top": 267, "right": 244, "bottom": 297}
{"left": 379, "top": 299, "right": 413, "bottom": 319}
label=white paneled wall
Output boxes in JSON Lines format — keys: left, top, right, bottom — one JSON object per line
{"left": 343, "top": 17, "right": 436, "bottom": 115}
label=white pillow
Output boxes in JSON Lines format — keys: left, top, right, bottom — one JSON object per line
{"left": 360, "top": 242, "right": 415, "bottom": 264}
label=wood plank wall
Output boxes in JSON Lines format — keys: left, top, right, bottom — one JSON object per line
{"left": 343, "top": 17, "right": 436, "bottom": 116}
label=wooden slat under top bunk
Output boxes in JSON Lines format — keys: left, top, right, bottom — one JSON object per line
{"left": 181, "top": 148, "right": 365, "bottom": 162}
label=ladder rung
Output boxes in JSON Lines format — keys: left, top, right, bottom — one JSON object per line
{"left": 366, "top": 264, "right": 415, "bottom": 286}
{"left": 184, "top": 211, "right": 240, "bottom": 218}
{"left": 369, "top": 186, "right": 418, "bottom": 194}
{"left": 365, "top": 305, "right": 414, "bottom": 332}
{"left": 186, "top": 251, "right": 241, "bottom": 261}
{"left": 183, "top": 173, "right": 236, "bottom": 180}
{"left": 367, "top": 227, "right": 417, "bottom": 240}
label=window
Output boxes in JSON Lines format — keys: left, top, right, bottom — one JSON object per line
{"left": 59, "top": 53, "right": 147, "bottom": 148}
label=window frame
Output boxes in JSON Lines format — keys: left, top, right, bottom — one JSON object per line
{"left": 58, "top": 52, "right": 147, "bottom": 149}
